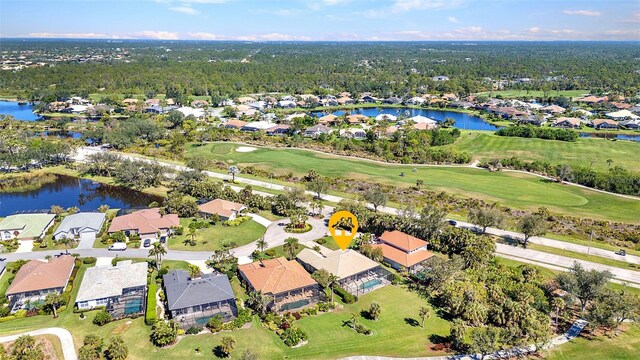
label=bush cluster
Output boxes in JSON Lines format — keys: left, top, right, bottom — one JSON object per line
{"left": 496, "top": 125, "right": 578, "bottom": 141}
{"left": 333, "top": 285, "right": 358, "bottom": 304}
{"left": 223, "top": 216, "right": 250, "bottom": 227}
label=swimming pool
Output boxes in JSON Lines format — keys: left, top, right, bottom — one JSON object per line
{"left": 361, "top": 279, "right": 383, "bottom": 290}
{"left": 280, "top": 299, "right": 310, "bottom": 311}
{"left": 124, "top": 298, "right": 143, "bottom": 314}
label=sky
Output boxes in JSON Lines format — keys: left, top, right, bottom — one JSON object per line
{"left": 0, "top": 0, "right": 639, "bottom": 41}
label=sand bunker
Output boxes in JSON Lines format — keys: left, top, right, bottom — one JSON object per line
{"left": 236, "top": 146, "right": 257, "bottom": 153}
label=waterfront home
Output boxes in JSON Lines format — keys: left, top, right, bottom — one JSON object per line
{"left": 375, "top": 114, "right": 397, "bottom": 122}
{"left": 591, "top": 119, "right": 619, "bottom": 130}
{"left": 0, "top": 214, "right": 56, "bottom": 241}
{"left": 541, "top": 105, "right": 566, "bottom": 114}
{"left": 382, "top": 97, "right": 402, "bottom": 105}
{"left": 53, "top": 212, "right": 106, "bottom": 242}
{"left": 372, "top": 230, "right": 434, "bottom": 274}
{"left": 409, "top": 115, "right": 438, "bottom": 127}
{"left": 605, "top": 109, "right": 639, "bottom": 121}
{"left": 297, "top": 249, "right": 392, "bottom": 296}
{"left": 240, "top": 121, "right": 275, "bottom": 132}
{"left": 304, "top": 124, "right": 332, "bottom": 138}
{"left": 266, "top": 124, "right": 291, "bottom": 136}
{"left": 413, "top": 122, "right": 438, "bottom": 131}
{"left": 449, "top": 101, "right": 474, "bottom": 109}
{"left": 337, "top": 96, "right": 354, "bottom": 105}
{"left": 224, "top": 119, "right": 248, "bottom": 129}
{"left": 198, "top": 199, "right": 246, "bottom": 221}
{"left": 518, "top": 115, "right": 547, "bottom": 126}
{"left": 75, "top": 261, "right": 147, "bottom": 319}
{"left": 346, "top": 114, "right": 368, "bottom": 124}
{"left": 318, "top": 114, "right": 340, "bottom": 125}
{"left": 340, "top": 128, "right": 367, "bottom": 140}
{"left": 108, "top": 208, "right": 179, "bottom": 243}
{"left": 6, "top": 255, "right": 75, "bottom": 312}
{"left": 405, "top": 97, "right": 426, "bottom": 106}
{"left": 360, "top": 95, "right": 378, "bottom": 103}
{"left": 278, "top": 100, "right": 297, "bottom": 108}
{"left": 552, "top": 117, "right": 582, "bottom": 129}
{"left": 164, "top": 270, "right": 237, "bottom": 329}
{"left": 238, "top": 257, "right": 321, "bottom": 313}
{"left": 283, "top": 112, "right": 307, "bottom": 123}
{"left": 620, "top": 119, "right": 640, "bottom": 130}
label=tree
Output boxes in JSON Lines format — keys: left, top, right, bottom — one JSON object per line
{"left": 363, "top": 186, "right": 387, "bottom": 212}
{"left": 556, "top": 164, "right": 573, "bottom": 183}
{"left": 349, "top": 312, "right": 359, "bottom": 329}
{"left": 9, "top": 335, "right": 45, "bottom": 360}
{"left": 246, "top": 290, "right": 272, "bottom": 316}
{"left": 415, "top": 204, "right": 447, "bottom": 240}
{"left": 415, "top": 179, "right": 424, "bottom": 189}
{"left": 306, "top": 176, "right": 329, "bottom": 199}
{"left": 58, "top": 237, "right": 76, "bottom": 254}
{"left": 517, "top": 214, "right": 547, "bottom": 248}
{"left": 79, "top": 335, "right": 104, "bottom": 360}
{"left": 551, "top": 297, "right": 566, "bottom": 331}
{"left": 419, "top": 306, "right": 431, "bottom": 328}
{"left": 283, "top": 237, "right": 300, "bottom": 260}
{"left": 206, "top": 249, "right": 238, "bottom": 275}
{"left": 150, "top": 320, "right": 179, "bottom": 347}
{"left": 450, "top": 319, "right": 466, "bottom": 350}
{"left": 468, "top": 203, "right": 505, "bottom": 234}
{"left": 148, "top": 242, "right": 166, "bottom": 270}
{"left": 587, "top": 288, "right": 640, "bottom": 334}
{"left": 468, "top": 326, "right": 506, "bottom": 360}
{"left": 556, "top": 262, "right": 613, "bottom": 312}
{"left": 44, "top": 292, "right": 63, "bottom": 318}
{"left": 98, "top": 204, "right": 110, "bottom": 213}
{"left": 310, "top": 200, "right": 324, "bottom": 217}
{"left": 104, "top": 336, "right": 128, "bottom": 360}
{"left": 219, "top": 336, "right": 236, "bottom": 358}
{"left": 50, "top": 205, "right": 64, "bottom": 216}
{"left": 93, "top": 310, "right": 113, "bottom": 326}
{"left": 187, "top": 264, "right": 201, "bottom": 278}
{"left": 255, "top": 236, "right": 268, "bottom": 254}
{"left": 368, "top": 302, "right": 381, "bottom": 320}
{"left": 186, "top": 155, "right": 212, "bottom": 171}
{"left": 228, "top": 166, "right": 240, "bottom": 182}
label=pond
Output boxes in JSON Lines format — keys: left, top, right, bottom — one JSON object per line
{"left": 0, "top": 101, "right": 41, "bottom": 121}
{"left": 310, "top": 107, "right": 500, "bottom": 131}
{"left": 579, "top": 132, "right": 640, "bottom": 142}
{"left": 0, "top": 174, "right": 163, "bottom": 216}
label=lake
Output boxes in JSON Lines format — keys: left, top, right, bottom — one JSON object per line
{"left": 0, "top": 174, "right": 163, "bottom": 216}
{"left": 0, "top": 101, "right": 40, "bottom": 121}
{"left": 579, "top": 132, "right": 640, "bottom": 142}
{"left": 310, "top": 107, "right": 500, "bottom": 131}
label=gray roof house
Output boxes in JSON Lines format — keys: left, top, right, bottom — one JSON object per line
{"left": 53, "top": 212, "right": 106, "bottom": 242}
{"left": 75, "top": 261, "right": 148, "bottom": 319}
{"left": 163, "top": 270, "right": 237, "bottom": 329}
{"left": 304, "top": 124, "right": 332, "bottom": 138}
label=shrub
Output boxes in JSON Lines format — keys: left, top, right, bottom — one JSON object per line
{"left": 280, "top": 327, "right": 308, "bottom": 347}
{"left": 316, "top": 238, "right": 327, "bottom": 245}
{"left": 93, "top": 310, "right": 113, "bottom": 326}
{"left": 207, "top": 315, "right": 224, "bottom": 333}
{"left": 185, "top": 326, "right": 202, "bottom": 335}
{"left": 333, "top": 285, "right": 358, "bottom": 304}
{"left": 354, "top": 323, "right": 372, "bottom": 335}
{"left": 223, "top": 216, "right": 250, "bottom": 227}
{"left": 317, "top": 302, "right": 334, "bottom": 312}
{"left": 82, "top": 257, "right": 97, "bottom": 265}
{"left": 150, "top": 320, "right": 179, "bottom": 347}
{"left": 145, "top": 281, "right": 157, "bottom": 325}
{"left": 174, "top": 226, "right": 184, "bottom": 235}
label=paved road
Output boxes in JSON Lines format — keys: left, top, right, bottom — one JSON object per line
{"left": 0, "top": 327, "right": 77, "bottom": 360}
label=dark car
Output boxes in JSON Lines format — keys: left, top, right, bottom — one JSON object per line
{"left": 143, "top": 239, "right": 151, "bottom": 248}
{"left": 448, "top": 220, "right": 458, "bottom": 226}
{"left": 615, "top": 249, "right": 626, "bottom": 256}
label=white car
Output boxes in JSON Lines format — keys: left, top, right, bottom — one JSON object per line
{"left": 108, "top": 242, "right": 127, "bottom": 251}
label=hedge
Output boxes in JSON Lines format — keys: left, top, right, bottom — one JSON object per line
{"left": 145, "top": 281, "right": 157, "bottom": 325}
{"left": 333, "top": 285, "right": 358, "bottom": 304}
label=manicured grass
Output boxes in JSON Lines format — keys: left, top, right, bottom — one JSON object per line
{"left": 527, "top": 243, "right": 640, "bottom": 271}
{"left": 317, "top": 236, "right": 355, "bottom": 251}
{"left": 477, "top": 89, "right": 589, "bottom": 99}
{"left": 187, "top": 143, "right": 640, "bottom": 223}
{"left": 256, "top": 210, "right": 285, "bottom": 221}
{"left": 167, "top": 217, "right": 266, "bottom": 251}
{"left": 449, "top": 132, "right": 640, "bottom": 173}
{"left": 0, "top": 269, "right": 12, "bottom": 298}
{"left": 544, "top": 324, "right": 640, "bottom": 360}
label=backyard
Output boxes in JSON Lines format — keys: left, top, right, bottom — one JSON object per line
{"left": 187, "top": 143, "right": 640, "bottom": 223}
{"left": 167, "top": 217, "right": 266, "bottom": 251}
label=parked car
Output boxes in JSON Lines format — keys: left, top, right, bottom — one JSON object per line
{"left": 143, "top": 239, "right": 151, "bottom": 248}
{"left": 448, "top": 220, "right": 458, "bottom": 226}
{"left": 615, "top": 249, "right": 626, "bottom": 256}
{"left": 108, "top": 242, "right": 127, "bottom": 251}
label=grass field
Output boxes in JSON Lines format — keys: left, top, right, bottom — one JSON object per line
{"left": 167, "top": 217, "right": 266, "bottom": 251}
{"left": 477, "top": 89, "right": 589, "bottom": 99}
{"left": 187, "top": 143, "right": 640, "bottom": 223}
{"left": 450, "top": 132, "right": 640, "bottom": 173}
{"left": 545, "top": 324, "right": 640, "bottom": 360}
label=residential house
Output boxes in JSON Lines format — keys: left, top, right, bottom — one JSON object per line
{"left": 237, "top": 96, "right": 256, "bottom": 104}
{"left": 6, "top": 255, "right": 75, "bottom": 312}
{"left": 75, "top": 261, "right": 147, "bottom": 319}
{"left": 278, "top": 100, "right": 297, "bottom": 108}
{"left": 53, "top": 212, "right": 106, "bottom": 242}
{"left": 297, "top": 249, "right": 392, "bottom": 296}
{"left": 360, "top": 95, "right": 378, "bottom": 103}
{"left": 318, "top": 114, "right": 340, "bottom": 126}
{"left": 449, "top": 101, "right": 474, "bottom": 109}
{"left": 372, "top": 230, "right": 434, "bottom": 274}
{"left": 191, "top": 100, "right": 209, "bottom": 108}
{"left": 176, "top": 106, "right": 206, "bottom": 120}
{"left": 280, "top": 95, "right": 297, "bottom": 102}
{"left": 552, "top": 117, "right": 582, "bottom": 129}
{"left": 346, "top": 114, "right": 368, "bottom": 124}
{"left": 238, "top": 257, "right": 321, "bottom": 313}
{"left": 575, "top": 95, "right": 608, "bottom": 104}
{"left": 518, "top": 115, "right": 547, "bottom": 126}
{"left": 409, "top": 115, "right": 438, "bottom": 128}
{"left": 382, "top": 97, "right": 402, "bottom": 105}
{"left": 108, "top": 208, "right": 179, "bottom": 243}
{"left": 337, "top": 96, "right": 354, "bottom": 105}
{"left": 620, "top": 119, "right": 640, "bottom": 129}
{"left": 0, "top": 214, "right": 56, "bottom": 241}
{"left": 405, "top": 97, "right": 426, "bottom": 106}
{"left": 605, "top": 110, "right": 639, "bottom": 121}
{"left": 240, "top": 121, "right": 275, "bottom": 132}
{"left": 441, "top": 93, "right": 459, "bottom": 102}
{"left": 304, "top": 124, "right": 332, "bottom": 138}
{"left": 375, "top": 114, "right": 397, "bottom": 122}
{"left": 266, "top": 124, "right": 291, "bottom": 136}
{"left": 163, "top": 270, "right": 237, "bottom": 329}
{"left": 121, "top": 98, "right": 138, "bottom": 106}
{"left": 224, "top": 119, "right": 248, "bottom": 129}
{"left": 198, "top": 199, "right": 246, "bottom": 221}
{"left": 413, "top": 122, "right": 437, "bottom": 131}
{"left": 283, "top": 113, "right": 307, "bottom": 123}
{"left": 541, "top": 105, "right": 566, "bottom": 114}
{"left": 340, "top": 128, "right": 367, "bottom": 140}
{"left": 591, "top": 119, "right": 619, "bottom": 130}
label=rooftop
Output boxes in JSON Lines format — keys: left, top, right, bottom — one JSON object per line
{"left": 163, "top": 270, "right": 235, "bottom": 311}
{"left": 238, "top": 257, "right": 317, "bottom": 295}
{"left": 0, "top": 214, "right": 56, "bottom": 239}
{"left": 378, "top": 230, "right": 429, "bottom": 252}
{"left": 198, "top": 199, "right": 245, "bottom": 218}
{"left": 6, "top": 255, "right": 75, "bottom": 295}
{"left": 372, "top": 243, "right": 434, "bottom": 268}
{"left": 75, "top": 261, "right": 148, "bottom": 303}
{"left": 54, "top": 212, "right": 106, "bottom": 237}
{"left": 297, "top": 248, "right": 379, "bottom": 280}
{"left": 108, "top": 208, "right": 179, "bottom": 235}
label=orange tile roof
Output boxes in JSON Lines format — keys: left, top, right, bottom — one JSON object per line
{"left": 198, "top": 199, "right": 245, "bottom": 218}
{"left": 225, "top": 119, "right": 248, "bottom": 128}
{"left": 379, "top": 230, "right": 428, "bottom": 252}
{"left": 346, "top": 114, "right": 368, "bottom": 124}
{"left": 238, "top": 257, "right": 317, "bottom": 295}
{"left": 6, "top": 255, "right": 75, "bottom": 295}
{"left": 108, "top": 208, "right": 179, "bottom": 235}
{"left": 371, "top": 244, "right": 434, "bottom": 268}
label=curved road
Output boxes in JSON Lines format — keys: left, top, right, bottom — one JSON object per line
{"left": 0, "top": 327, "right": 77, "bottom": 360}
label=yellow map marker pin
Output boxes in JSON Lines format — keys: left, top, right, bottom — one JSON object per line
{"left": 328, "top": 210, "right": 359, "bottom": 250}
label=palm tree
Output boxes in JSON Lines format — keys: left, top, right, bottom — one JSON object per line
{"left": 44, "top": 293, "right": 63, "bottom": 318}
{"left": 187, "top": 264, "right": 201, "bottom": 279}
{"left": 148, "top": 242, "right": 167, "bottom": 270}
{"left": 220, "top": 336, "right": 236, "bottom": 357}
{"left": 228, "top": 166, "right": 240, "bottom": 183}
{"left": 419, "top": 306, "right": 431, "bottom": 328}
{"left": 606, "top": 158, "right": 614, "bottom": 168}
{"left": 349, "top": 312, "right": 359, "bottom": 330}
{"left": 551, "top": 297, "right": 565, "bottom": 331}
{"left": 256, "top": 237, "right": 268, "bottom": 254}
{"left": 187, "top": 227, "right": 197, "bottom": 246}
{"left": 247, "top": 291, "right": 271, "bottom": 316}
{"left": 327, "top": 273, "right": 339, "bottom": 303}
{"left": 283, "top": 237, "right": 299, "bottom": 260}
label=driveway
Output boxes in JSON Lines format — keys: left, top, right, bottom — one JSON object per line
{"left": 15, "top": 240, "right": 34, "bottom": 253}
{"left": 0, "top": 327, "right": 77, "bottom": 360}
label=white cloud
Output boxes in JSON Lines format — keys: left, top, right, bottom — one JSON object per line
{"left": 550, "top": 29, "right": 579, "bottom": 34}
{"left": 26, "top": 32, "right": 115, "bottom": 39}
{"left": 236, "top": 33, "right": 312, "bottom": 41}
{"left": 563, "top": 9, "right": 601, "bottom": 16}
{"left": 169, "top": 6, "right": 199, "bottom": 15}
{"left": 392, "top": 0, "right": 463, "bottom": 13}
{"left": 134, "top": 31, "right": 180, "bottom": 40}
{"left": 447, "top": 16, "right": 459, "bottom": 23}
{"left": 180, "top": 0, "right": 230, "bottom": 3}
{"left": 528, "top": 27, "right": 540, "bottom": 33}
{"left": 187, "top": 32, "right": 221, "bottom": 40}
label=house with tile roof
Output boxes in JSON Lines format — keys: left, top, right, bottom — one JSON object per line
{"left": 0, "top": 214, "right": 56, "bottom": 241}
{"left": 75, "top": 261, "right": 147, "bottom": 319}
{"left": 198, "top": 199, "right": 246, "bottom": 221}
{"left": 372, "top": 230, "right": 435, "bottom": 274}
{"left": 238, "top": 257, "right": 321, "bottom": 313}
{"left": 6, "top": 255, "right": 75, "bottom": 312}
{"left": 108, "top": 208, "right": 179, "bottom": 243}
{"left": 297, "top": 249, "right": 392, "bottom": 296}
{"left": 163, "top": 270, "right": 237, "bottom": 329}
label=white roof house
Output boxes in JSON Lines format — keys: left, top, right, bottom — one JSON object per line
{"left": 375, "top": 114, "right": 397, "bottom": 122}
{"left": 605, "top": 110, "right": 639, "bottom": 120}
{"left": 75, "top": 261, "right": 148, "bottom": 306}
{"left": 53, "top": 212, "right": 106, "bottom": 242}
{"left": 409, "top": 115, "right": 438, "bottom": 125}
{"left": 297, "top": 249, "right": 380, "bottom": 281}
{"left": 176, "top": 106, "right": 206, "bottom": 119}
{"left": 241, "top": 121, "right": 275, "bottom": 131}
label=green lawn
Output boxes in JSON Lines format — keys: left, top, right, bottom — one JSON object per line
{"left": 477, "top": 89, "right": 589, "bottom": 99}
{"left": 167, "top": 217, "right": 266, "bottom": 251}
{"left": 187, "top": 143, "right": 640, "bottom": 223}
{"left": 449, "top": 132, "right": 640, "bottom": 173}
{"left": 0, "top": 269, "right": 12, "bottom": 298}
{"left": 545, "top": 324, "right": 640, "bottom": 360}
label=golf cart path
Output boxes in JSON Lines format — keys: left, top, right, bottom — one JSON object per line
{"left": 0, "top": 327, "right": 77, "bottom": 360}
